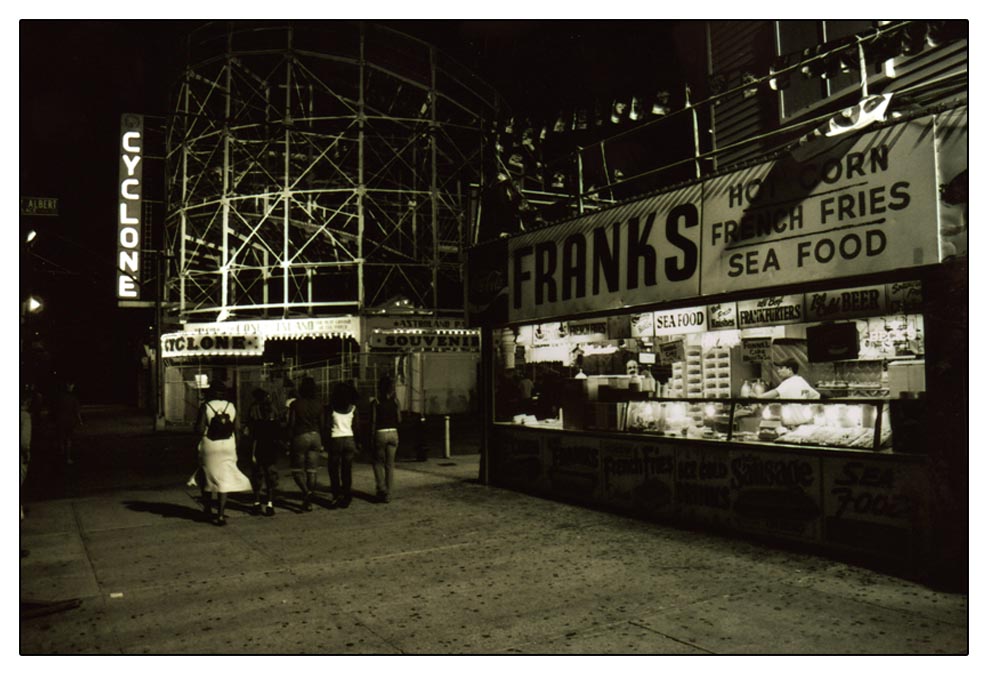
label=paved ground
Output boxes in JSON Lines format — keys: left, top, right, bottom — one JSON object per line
{"left": 16, "top": 407, "right": 969, "bottom": 656}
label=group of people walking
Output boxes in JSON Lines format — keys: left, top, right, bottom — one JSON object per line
{"left": 194, "top": 374, "right": 402, "bottom": 526}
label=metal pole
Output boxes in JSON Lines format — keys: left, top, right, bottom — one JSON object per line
{"left": 688, "top": 84, "right": 701, "bottom": 180}
{"left": 857, "top": 42, "right": 869, "bottom": 98}
{"left": 154, "top": 247, "right": 166, "bottom": 430}
{"left": 444, "top": 415, "right": 451, "bottom": 458}
{"left": 576, "top": 147, "right": 584, "bottom": 215}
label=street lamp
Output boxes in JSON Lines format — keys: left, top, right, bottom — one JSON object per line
{"left": 23, "top": 295, "right": 44, "bottom": 315}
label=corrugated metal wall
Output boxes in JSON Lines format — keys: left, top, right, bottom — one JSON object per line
{"left": 707, "top": 20, "right": 776, "bottom": 170}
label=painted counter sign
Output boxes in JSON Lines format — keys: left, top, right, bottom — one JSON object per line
{"left": 161, "top": 332, "right": 265, "bottom": 358}
{"left": 821, "top": 456, "right": 930, "bottom": 560}
{"left": 805, "top": 284, "right": 887, "bottom": 321}
{"left": 600, "top": 440, "right": 675, "bottom": 517}
{"left": 674, "top": 445, "right": 731, "bottom": 527}
{"left": 546, "top": 435, "right": 600, "bottom": 502}
{"left": 508, "top": 184, "right": 703, "bottom": 323}
{"left": 654, "top": 305, "right": 707, "bottom": 336}
{"left": 701, "top": 116, "right": 938, "bottom": 295}
{"left": 491, "top": 427, "right": 548, "bottom": 493}
{"left": 736, "top": 294, "right": 804, "bottom": 328}
{"left": 730, "top": 450, "right": 823, "bottom": 542}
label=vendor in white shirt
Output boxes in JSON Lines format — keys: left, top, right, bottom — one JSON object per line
{"left": 758, "top": 359, "right": 820, "bottom": 399}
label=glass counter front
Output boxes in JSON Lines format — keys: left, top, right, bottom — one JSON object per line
{"left": 548, "top": 397, "right": 894, "bottom": 452}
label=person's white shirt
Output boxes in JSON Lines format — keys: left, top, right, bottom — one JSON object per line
{"left": 774, "top": 374, "right": 820, "bottom": 399}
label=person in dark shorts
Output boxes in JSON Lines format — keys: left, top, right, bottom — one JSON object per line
{"left": 246, "top": 388, "right": 280, "bottom": 516}
{"left": 287, "top": 376, "right": 324, "bottom": 511}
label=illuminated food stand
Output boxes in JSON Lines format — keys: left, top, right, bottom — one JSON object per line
{"left": 466, "top": 112, "right": 967, "bottom": 581}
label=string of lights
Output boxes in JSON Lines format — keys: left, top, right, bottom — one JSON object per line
{"left": 484, "top": 19, "right": 966, "bottom": 228}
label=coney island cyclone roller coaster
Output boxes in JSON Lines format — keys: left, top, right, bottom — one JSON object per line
{"left": 163, "top": 21, "right": 504, "bottom": 324}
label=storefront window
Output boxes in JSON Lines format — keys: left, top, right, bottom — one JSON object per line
{"left": 493, "top": 282, "right": 924, "bottom": 453}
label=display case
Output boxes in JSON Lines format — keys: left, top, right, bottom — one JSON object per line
{"left": 732, "top": 399, "right": 891, "bottom": 451}
{"left": 625, "top": 399, "right": 731, "bottom": 440}
{"left": 620, "top": 398, "right": 892, "bottom": 452}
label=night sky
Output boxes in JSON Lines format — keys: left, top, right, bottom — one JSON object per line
{"left": 18, "top": 18, "right": 698, "bottom": 404}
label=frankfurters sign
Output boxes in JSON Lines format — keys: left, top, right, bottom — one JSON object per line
{"left": 492, "top": 116, "right": 940, "bottom": 326}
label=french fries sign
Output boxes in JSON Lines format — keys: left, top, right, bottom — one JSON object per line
{"left": 502, "top": 116, "right": 939, "bottom": 325}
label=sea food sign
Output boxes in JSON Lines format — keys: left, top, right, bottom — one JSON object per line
{"left": 496, "top": 117, "right": 939, "bottom": 325}
{"left": 701, "top": 117, "right": 938, "bottom": 295}
{"left": 117, "top": 114, "right": 143, "bottom": 301}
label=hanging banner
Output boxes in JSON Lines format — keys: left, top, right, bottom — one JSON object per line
{"left": 702, "top": 117, "right": 938, "bottom": 296}
{"left": 736, "top": 294, "right": 804, "bottom": 328}
{"left": 508, "top": 184, "right": 703, "bottom": 324}
{"left": 117, "top": 113, "right": 144, "bottom": 302}
{"left": 162, "top": 332, "right": 265, "bottom": 358}
{"left": 365, "top": 316, "right": 479, "bottom": 350}
{"left": 184, "top": 316, "right": 360, "bottom": 342}
{"left": 804, "top": 284, "right": 887, "bottom": 322}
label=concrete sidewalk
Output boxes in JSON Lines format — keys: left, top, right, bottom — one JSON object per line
{"left": 19, "top": 448, "right": 968, "bottom": 655}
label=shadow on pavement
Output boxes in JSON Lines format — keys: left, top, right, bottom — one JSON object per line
{"left": 122, "top": 500, "right": 209, "bottom": 523}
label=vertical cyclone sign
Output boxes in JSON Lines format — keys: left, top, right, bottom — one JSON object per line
{"left": 117, "top": 114, "right": 143, "bottom": 301}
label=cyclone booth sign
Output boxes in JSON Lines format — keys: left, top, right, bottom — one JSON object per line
{"left": 117, "top": 114, "right": 144, "bottom": 301}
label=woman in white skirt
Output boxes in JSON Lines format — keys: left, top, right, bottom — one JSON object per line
{"left": 195, "top": 383, "right": 252, "bottom": 526}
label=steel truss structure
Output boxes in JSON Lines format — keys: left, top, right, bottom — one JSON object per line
{"left": 164, "top": 21, "right": 502, "bottom": 323}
